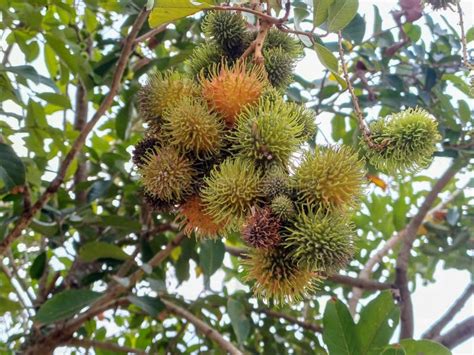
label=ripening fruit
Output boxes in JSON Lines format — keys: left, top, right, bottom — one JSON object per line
{"left": 132, "top": 136, "right": 160, "bottom": 168}
{"left": 271, "top": 195, "right": 296, "bottom": 221}
{"left": 242, "top": 207, "right": 281, "bottom": 249}
{"left": 260, "top": 166, "right": 291, "bottom": 200}
{"left": 186, "top": 43, "right": 225, "bottom": 78}
{"left": 201, "top": 61, "right": 267, "bottom": 127}
{"left": 287, "top": 103, "right": 317, "bottom": 141}
{"left": 139, "top": 146, "right": 195, "bottom": 203}
{"left": 202, "top": 11, "right": 249, "bottom": 58}
{"left": 363, "top": 107, "right": 441, "bottom": 174}
{"left": 243, "top": 245, "right": 318, "bottom": 305}
{"left": 293, "top": 146, "right": 366, "bottom": 211}
{"left": 137, "top": 71, "right": 198, "bottom": 125}
{"left": 231, "top": 98, "right": 304, "bottom": 166}
{"left": 176, "top": 195, "right": 226, "bottom": 239}
{"left": 162, "top": 97, "right": 224, "bottom": 158}
{"left": 283, "top": 209, "right": 355, "bottom": 273}
{"left": 263, "top": 47, "right": 295, "bottom": 90}
{"left": 201, "top": 158, "right": 262, "bottom": 226}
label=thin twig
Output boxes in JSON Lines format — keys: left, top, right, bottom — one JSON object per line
{"left": 435, "top": 316, "right": 474, "bottom": 350}
{"left": 257, "top": 308, "right": 322, "bottom": 333}
{"left": 456, "top": 2, "right": 470, "bottom": 68}
{"left": 134, "top": 23, "right": 168, "bottom": 44}
{"left": 423, "top": 283, "right": 474, "bottom": 339}
{"left": 67, "top": 338, "right": 147, "bottom": 354}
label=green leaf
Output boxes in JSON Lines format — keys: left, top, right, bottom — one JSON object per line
{"left": 115, "top": 103, "right": 132, "bottom": 140}
{"left": 128, "top": 295, "right": 165, "bottom": 317}
{"left": 84, "top": 7, "right": 98, "bottom": 33}
{"left": 357, "top": 291, "right": 400, "bottom": 355}
{"left": 398, "top": 339, "right": 451, "bottom": 355}
{"left": 0, "top": 296, "right": 21, "bottom": 315}
{"left": 373, "top": 5, "right": 382, "bottom": 33}
{"left": 149, "top": 0, "right": 212, "bottom": 28}
{"left": 381, "top": 345, "right": 406, "bottom": 355}
{"left": 79, "top": 241, "right": 129, "bottom": 262}
{"left": 37, "top": 93, "right": 71, "bottom": 109}
{"left": 36, "top": 289, "right": 102, "bottom": 324}
{"left": 199, "top": 239, "right": 225, "bottom": 277}
{"left": 99, "top": 216, "right": 141, "bottom": 232}
{"left": 313, "top": 0, "right": 334, "bottom": 27}
{"left": 323, "top": 297, "right": 361, "bottom": 355}
{"left": 327, "top": 0, "right": 359, "bottom": 32}
{"left": 0, "top": 143, "right": 26, "bottom": 191}
{"left": 341, "top": 13, "right": 365, "bottom": 44}
{"left": 466, "top": 26, "right": 474, "bottom": 43}
{"left": 314, "top": 43, "right": 338, "bottom": 73}
{"left": 227, "top": 298, "right": 250, "bottom": 345}
{"left": 458, "top": 100, "right": 471, "bottom": 123}
{"left": 29, "top": 252, "right": 47, "bottom": 280}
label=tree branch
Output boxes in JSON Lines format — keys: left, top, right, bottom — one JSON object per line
{"left": 435, "top": 316, "right": 474, "bottom": 350}
{"left": 66, "top": 338, "right": 147, "bottom": 354}
{"left": 256, "top": 308, "right": 322, "bottom": 333}
{"left": 456, "top": 1, "right": 470, "bottom": 68}
{"left": 0, "top": 8, "right": 150, "bottom": 258}
{"left": 423, "top": 283, "right": 474, "bottom": 340}
{"left": 162, "top": 299, "right": 243, "bottom": 355}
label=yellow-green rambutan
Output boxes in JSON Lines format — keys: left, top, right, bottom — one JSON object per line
{"left": 162, "top": 97, "right": 224, "bottom": 159}
{"left": 139, "top": 147, "right": 195, "bottom": 203}
{"left": 262, "top": 47, "right": 295, "bottom": 90}
{"left": 176, "top": 195, "right": 226, "bottom": 239}
{"left": 202, "top": 11, "right": 249, "bottom": 58}
{"left": 260, "top": 166, "right": 292, "bottom": 200}
{"left": 137, "top": 71, "right": 198, "bottom": 125}
{"left": 231, "top": 98, "right": 304, "bottom": 166}
{"left": 271, "top": 195, "right": 296, "bottom": 221}
{"left": 132, "top": 137, "right": 160, "bottom": 168}
{"left": 242, "top": 207, "right": 281, "bottom": 249}
{"left": 293, "top": 146, "right": 366, "bottom": 211}
{"left": 363, "top": 107, "right": 441, "bottom": 174}
{"left": 243, "top": 245, "right": 318, "bottom": 305}
{"left": 201, "top": 157, "right": 263, "bottom": 226}
{"left": 288, "top": 103, "right": 317, "bottom": 141}
{"left": 201, "top": 60, "right": 268, "bottom": 127}
{"left": 186, "top": 42, "right": 225, "bottom": 79}
{"left": 283, "top": 209, "right": 355, "bottom": 273}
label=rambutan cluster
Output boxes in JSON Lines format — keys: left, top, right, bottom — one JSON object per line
{"left": 133, "top": 10, "right": 440, "bottom": 305}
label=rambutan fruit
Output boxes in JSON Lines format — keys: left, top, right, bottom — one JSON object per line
{"left": 176, "top": 195, "right": 226, "bottom": 239}
{"left": 242, "top": 207, "right": 281, "bottom": 249}
{"left": 202, "top": 11, "right": 249, "bottom": 58}
{"left": 201, "top": 157, "right": 263, "bottom": 226}
{"left": 231, "top": 98, "right": 304, "bottom": 166}
{"left": 132, "top": 136, "right": 161, "bottom": 168}
{"left": 283, "top": 209, "right": 355, "bottom": 273}
{"left": 260, "top": 166, "right": 292, "bottom": 200}
{"left": 363, "top": 108, "right": 441, "bottom": 174}
{"left": 143, "top": 190, "right": 177, "bottom": 212}
{"left": 201, "top": 61, "right": 268, "bottom": 127}
{"left": 139, "top": 147, "right": 195, "bottom": 203}
{"left": 271, "top": 195, "right": 296, "bottom": 221}
{"left": 186, "top": 42, "right": 225, "bottom": 79}
{"left": 288, "top": 103, "right": 317, "bottom": 141}
{"left": 293, "top": 146, "right": 366, "bottom": 211}
{"left": 243, "top": 245, "right": 317, "bottom": 305}
{"left": 137, "top": 71, "right": 198, "bottom": 125}
{"left": 263, "top": 29, "right": 304, "bottom": 59}
{"left": 262, "top": 47, "right": 295, "bottom": 90}
{"left": 162, "top": 97, "right": 224, "bottom": 159}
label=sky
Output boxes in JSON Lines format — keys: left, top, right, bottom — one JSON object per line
{"left": 0, "top": 0, "right": 473, "bottom": 354}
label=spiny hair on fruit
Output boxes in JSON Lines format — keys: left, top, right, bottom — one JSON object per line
{"left": 186, "top": 42, "right": 226, "bottom": 79}
{"left": 242, "top": 207, "right": 281, "bottom": 249}
{"left": 270, "top": 195, "right": 296, "bottom": 221}
{"left": 363, "top": 107, "right": 441, "bottom": 174}
{"left": 260, "top": 165, "right": 292, "bottom": 200}
{"left": 262, "top": 47, "right": 295, "bottom": 90}
{"left": 132, "top": 137, "right": 161, "bottom": 168}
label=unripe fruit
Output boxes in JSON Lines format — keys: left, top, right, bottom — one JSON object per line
{"left": 270, "top": 195, "right": 296, "bottom": 221}
{"left": 263, "top": 47, "right": 295, "bottom": 90}
{"left": 187, "top": 43, "right": 225, "bottom": 79}
{"left": 260, "top": 166, "right": 291, "bottom": 200}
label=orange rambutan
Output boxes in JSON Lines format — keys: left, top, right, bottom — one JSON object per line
{"left": 176, "top": 195, "right": 226, "bottom": 239}
{"left": 200, "top": 61, "right": 267, "bottom": 127}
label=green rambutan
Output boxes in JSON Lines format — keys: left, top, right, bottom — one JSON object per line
{"left": 263, "top": 29, "right": 304, "bottom": 59}
{"left": 201, "top": 158, "right": 263, "bottom": 226}
{"left": 271, "top": 195, "right": 296, "bottom": 221}
{"left": 231, "top": 98, "right": 304, "bottom": 166}
{"left": 202, "top": 11, "right": 249, "bottom": 58}
{"left": 132, "top": 137, "right": 160, "bottom": 168}
{"left": 283, "top": 209, "right": 355, "bottom": 273}
{"left": 137, "top": 71, "right": 198, "bottom": 125}
{"left": 243, "top": 245, "right": 318, "bottom": 305}
{"left": 139, "top": 147, "right": 195, "bottom": 203}
{"left": 186, "top": 42, "right": 225, "bottom": 79}
{"left": 262, "top": 47, "right": 296, "bottom": 90}
{"left": 162, "top": 97, "right": 224, "bottom": 158}
{"left": 363, "top": 107, "right": 441, "bottom": 174}
{"left": 288, "top": 103, "right": 317, "bottom": 141}
{"left": 260, "top": 166, "right": 292, "bottom": 200}
{"left": 293, "top": 146, "right": 366, "bottom": 211}
{"left": 242, "top": 207, "right": 281, "bottom": 249}
{"left": 201, "top": 60, "right": 268, "bottom": 127}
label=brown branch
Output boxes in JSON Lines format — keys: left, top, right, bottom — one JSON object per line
{"left": 257, "top": 308, "right": 322, "bottom": 333}
{"left": 457, "top": 2, "right": 470, "bottom": 68}
{"left": 0, "top": 8, "right": 150, "bottom": 257}
{"left": 211, "top": 5, "right": 282, "bottom": 25}
{"left": 134, "top": 23, "right": 168, "bottom": 44}
{"left": 423, "top": 283, "right": 474, "bottom": 340}
{"left": 162, "top": 299, "right": 243, "bottom": 355}
{"left": 1, "top": 42, "right": 13, "bottom": 65}
{"left": 66, "top": 338, "right": 147, "bottom": 354}
{"left": 395, "top": 160, "right": 466, "bottom": 340}
{"left": 435, "top": 316, "right": 474, "bottom": 350}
